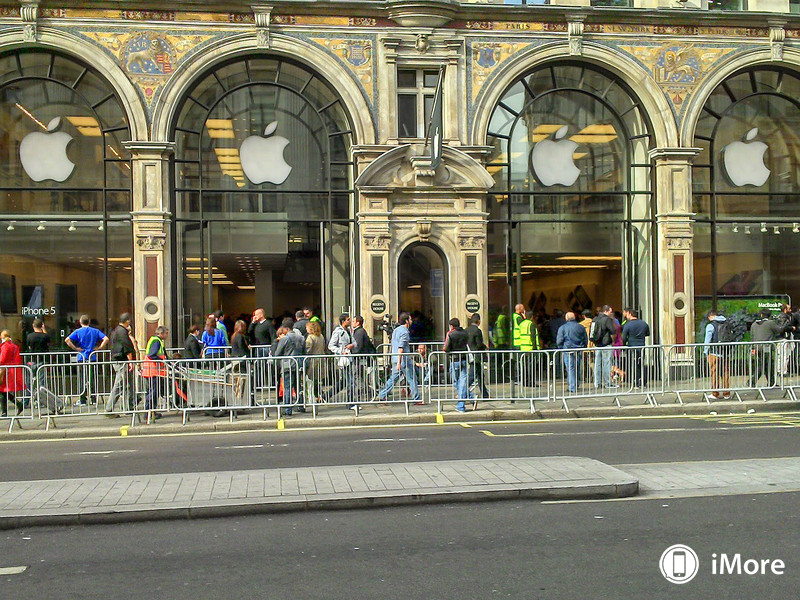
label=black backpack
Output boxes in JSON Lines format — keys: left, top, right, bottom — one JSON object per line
{"left": 591, "top": 316, "right": 610, "bottom": 346}
{"left": 713, "top": 320, "right": 737, "bottom": 343}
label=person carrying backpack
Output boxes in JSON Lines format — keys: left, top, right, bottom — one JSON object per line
{"left": 590, "top": 305, "right": 617, "bottom": 389}
{"left": 703, "top": 310, "right": 732, "bottom": 400}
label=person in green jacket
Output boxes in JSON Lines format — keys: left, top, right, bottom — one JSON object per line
{"left": 494, "top": 307, "right": 510, "bottom": 350}
{"left": 518, "top": 310, "right": 541, "bottom": 386}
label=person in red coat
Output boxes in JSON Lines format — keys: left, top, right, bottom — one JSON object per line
{"left": 0, "top": 330, "right": 25, "bottom": 417}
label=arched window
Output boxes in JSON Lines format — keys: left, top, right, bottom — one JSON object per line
{"left": 485, "top": 62, "right": 654, "bottom": 328}
{"left": 0, "top": 49, "right": 132, "bottom": 341}
{"left": 171, "top": 55, "right": 355, "bottom": 330}
{"left": 692, "top": 66, "right": 800, "bottom": 316}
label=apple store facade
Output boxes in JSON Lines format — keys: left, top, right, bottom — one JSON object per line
{"left": 1, "top": 5, "right": 800, "bottom": 347}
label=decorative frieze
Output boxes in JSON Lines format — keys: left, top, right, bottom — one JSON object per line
{"left": 252, "top": 4, "right": 272, "bottom": 48}
{"left": 20, "top": 1, "right": 38, "bottom": 42}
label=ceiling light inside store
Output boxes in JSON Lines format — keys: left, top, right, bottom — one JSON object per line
{"left": 774, "top": 226, "right": 781, "bottom": 234}
{"left": 794, "top": 223, "right": 799, "bottom": 233}
{"left": 37, "top": 222, "right": 45, "bottom": 231}
{"left": 745, "top": 225, "right": 751, "bottom": 234}
{"left": 570, "top": 124, "right": 618, "bottom": 144}
{"left": 760, "top": 223, "right": 767, "bottom": 233}
{"left": 66, "top": 116, "right": 101, "bottom": 137}
{"left": 68, "top": 221, "right": 76, "bottom": 231}
{"left": 6, "top": 222, "right": 14, "bottom": 231}
{"left": 206, "top": 119, "right": 235, "bottom": 139}
{"left": 732, "top": 223, "right": 739, "bottom": 233}
{"left": 238, "top": 286, "right": 255, "bottom": 290}
{"left": 556, "top": 256, "right": 621, "bottom": 261}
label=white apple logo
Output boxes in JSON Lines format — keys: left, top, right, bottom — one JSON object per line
{"left": 19, "top": 117, "right": 76, "bottom": 183}
{"left": 722, "top": 127, "right": 770, "bottom": 187}
{"left": 530, "top": 125, "right": 580, "bottom": 187}
{"left": 239, "top": 121, "right": 292, "bottom": 185}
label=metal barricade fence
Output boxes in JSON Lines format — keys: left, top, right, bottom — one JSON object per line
{"left": 781, "top": 338, "right": 800, "bottom": 401}
{"left": 426, "top": 349, "right": 550, "bottom": 414}
{"left": 1, "top": 363, "right": 34, "bottom": 432}
{"left": 552, "top": 345, "right": 665, "bottom": 412}
{"left": 298, "top": 352, "right": 425, "bottom": 416}
{"left": 665, "top": 340, "right": 785, "bottom": 404}
{"left": 377, "top": 342, "right": 445, "bottom": 356}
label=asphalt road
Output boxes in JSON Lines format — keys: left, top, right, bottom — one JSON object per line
{"left": 2, "top": 413, "right": 800, "bottom": 481}
{"left": 1, "top": 492, "right": 797, "bottom": 599}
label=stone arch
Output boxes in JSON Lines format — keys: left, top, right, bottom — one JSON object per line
{"left": 470, "top": 41, "right": 678, "bottom": 150}
{"left": 0, "top": 28, "right": 149, "bottom": 141}
{"left": 680, "top": 46, "right": 800, "bottom": 145}
{"left": 151, "top": 33, "right": 375, "bottom": 145}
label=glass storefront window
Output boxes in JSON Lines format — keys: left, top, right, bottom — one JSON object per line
{"left": 0, "top": 50, "right": 133, "bottom": 345}
{"left": 172, "top": 56, "right": 354, "bottom": 332}
{"left": 486, "top": 62, "right": 654, "bottom": 334}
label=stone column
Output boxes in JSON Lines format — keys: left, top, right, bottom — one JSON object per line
{"left": 123, "top": 141, "right": 175, "bottom": 349}
{"left": 649, "top": 147, "right": 701, "bottom": 346}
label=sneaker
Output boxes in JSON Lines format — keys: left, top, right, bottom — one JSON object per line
{"left": 296, "top": 407, "right": 306, "bottom": 413}
{"left": 455, "top": 405, "right": 467, "bottom": 413}
{"left": 74, "top": 400, "right": 88, "bottom": 406}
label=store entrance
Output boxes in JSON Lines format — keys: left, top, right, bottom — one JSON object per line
{"left": 397, "top": 243, "right": 448, "bottom": 342}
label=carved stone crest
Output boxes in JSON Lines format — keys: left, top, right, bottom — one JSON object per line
{"left": 21, "top": 1, "right": 38, "bottom": 42}
{"left": 364, "top": 235, "right": 391, "bottom": 251}
{"left": 136, "top": 234, "right": 167, "bottom": 251}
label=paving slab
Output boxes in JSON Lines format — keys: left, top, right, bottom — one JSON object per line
{"left": 0, "top": 456, "right": 638, "bottom": 529}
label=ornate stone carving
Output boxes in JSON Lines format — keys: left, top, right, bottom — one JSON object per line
{"left": 415, "top": 34, "right": 429, "bottom": 53}
{"left": 568, "top": 20, "right": 584, "bottom": 56}
{"left": 21, "top": 1, "right": 38, "bottom": 42}
{"left": 364, "top": 235, "right": 391, "bottom": 251}
{"left": 416, "top": 219, "right": 432, "bottom": 242}
{"left": 666, "top": 237, "right": 691, "bottom": 250}
{"left": 136, "top": 233, "right": 167, "bottom": 251}
{"left": 770, "top": 25, "right": 786, "bottom": 62}
{"left": 458, "top": 236, "right": 485, "bottom": 250}
{"left": 252, "top": 4, "right": 272, "bottom": 48}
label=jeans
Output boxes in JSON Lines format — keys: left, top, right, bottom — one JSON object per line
{"left": 77, "top": 360, "right": 96, "bottom": 403}
{"left": 468, "top": 358, "right": 489, "bottom": 398}
{"left": 378, "top": 356, "right": 420, "bottom": 403}
{"left": 594, "top": 347, "right": 613, "bottom": 388}
{"left": 563, "top": 351, "right": 581, "bottom": 393}
{"left": 449, "top": 359, "right": 472, "bottom": 410}
{"left": 106, "top": 362, "right": 134, "bottom": 412}
{"left": 144, "top": 376, "right": 166, "bottom": 411}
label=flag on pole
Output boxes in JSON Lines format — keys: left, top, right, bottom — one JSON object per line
{"left": 426, "top": 65, "right": 445, "bottom": 169}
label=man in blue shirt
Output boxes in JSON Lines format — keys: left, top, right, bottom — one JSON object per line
{"left": 375, "top": 312, "right": 421, "bottom": 404}
{"left": 65, "top": 314, "right": 109, "bottom": 406}
{"left": 556, "top": 312, "right": 588, "bottom": 394}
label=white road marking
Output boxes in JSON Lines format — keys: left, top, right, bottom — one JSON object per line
{"left": 0, "top": 566, "right": 28, "bottom": 575}
{"left": 64, "top": 449, "right": 139, "bottom": 456}
{"left": 480, "top": 424, "right": 800, "bottom": 438}
{"left": 214, "top": 444, "right": 264, "bottom": 450}
{"left": 355, "top": 438, "right": 427, "bottom": 443}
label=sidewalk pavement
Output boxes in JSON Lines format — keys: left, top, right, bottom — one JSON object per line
{"left": 1, "top": 396, "right": 798, "bottom": 440}
{"left": 0, "top": 457, "right": 638, "bottom": 529}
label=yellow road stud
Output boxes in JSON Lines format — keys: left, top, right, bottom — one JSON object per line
{"left": 435, "top": 413, "right": 444, "bottom": 424}
{"left": 277, "top": 418, "right": 285, "bottom": 430}
{"left": 120, "top": 426, "right": 130, "bottom": 437}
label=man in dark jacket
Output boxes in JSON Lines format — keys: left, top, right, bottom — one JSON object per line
{"left": 249, "top": 308, "right": 276, "bottom": 347}
{"left": 465, "top": 313, "right": 489, "bottom": 400}
{"left": 591, "top": 305, "right": 617, "bottom": 388}
{"left": 749, "top": 309, "right": 782, "bottom": 387}
{"left": 556, "top": 312, "right": 588, "bottom": 393}
{"left": 622, "top": 308, "right": 650, "bottom": 387}
{"left": 775, "top": 304, "right": 796, "bottom": 376}
{"left": 444, "top": 318, "right": 472, "bottom": 412}
{"left": 105, "top": 313, "right": 136, "bottom": 415}
{"left": 272, "top": 326, "right": 306, "bottom": 415}
{"left": 183, "top": 324, "right": 202, "bottom": 360}
{"left": 351, "top": 315, "right": 376, "bottom": 401}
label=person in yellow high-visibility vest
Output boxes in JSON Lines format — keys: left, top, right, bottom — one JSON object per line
{"left": 511, "top": 304, "right": 525, "bottom": 350}
{"left": 518, "top": 310, "right": 540, "bottom": 386}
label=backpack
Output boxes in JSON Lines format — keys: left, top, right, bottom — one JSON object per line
{"left": 713, "top": 320, "right": 737, "bottom": 343}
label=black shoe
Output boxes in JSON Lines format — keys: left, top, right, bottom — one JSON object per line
{"left": 296, "top": 407, "right": 306, "bottom": 413}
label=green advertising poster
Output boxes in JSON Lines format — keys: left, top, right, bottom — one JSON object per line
{"left": 694, "top": 295, "right": 791, "bottom": 343}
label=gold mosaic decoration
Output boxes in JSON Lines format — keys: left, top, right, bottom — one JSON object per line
{"left": 311, "top": 38, "right": 374, "bottom": 100}
{"left": 471, "top": 42, "right": 529, "bottom": 102}
{"left": 621, "top": 43, "right": 734, "bottom": 109}
{"left": 82, "top": 30, "right": 216, "bottom": 105}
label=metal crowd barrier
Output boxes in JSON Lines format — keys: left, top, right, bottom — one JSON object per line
{"left": 552, "top": 345, "right": 665, "bottom": 412}
{"left": 426, "top": 350, "right": 550, "bottom": 414}
{"left": 1, "top": 363, "right": 34, "bottom": 432}
{"left": 665, "top": 340, "right": 789, "bottom": 405}
{"left": 7, "top": 339, "right": 800, "bottom": 433}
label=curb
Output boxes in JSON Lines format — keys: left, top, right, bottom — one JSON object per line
{"left": 1, "top": 399, "right": 797, "bottom": 441}
{"left": 0, "top": 477, "right": 639, "bottom": 530}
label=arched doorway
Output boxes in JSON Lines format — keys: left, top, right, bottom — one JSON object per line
{"left": 398, "top": 243, "right": 448, "bottom": 342}
{"left": 484, "top": 61, "right": 655, "bottom": 343}
{"left": 691, "top": 65, "right": 800, "bottom": 339}
{"left": 0, "top": 49, "right": 133, "bottom": 343}
{"left": 169, "top": 55, "right": 355, "bottom": 334}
